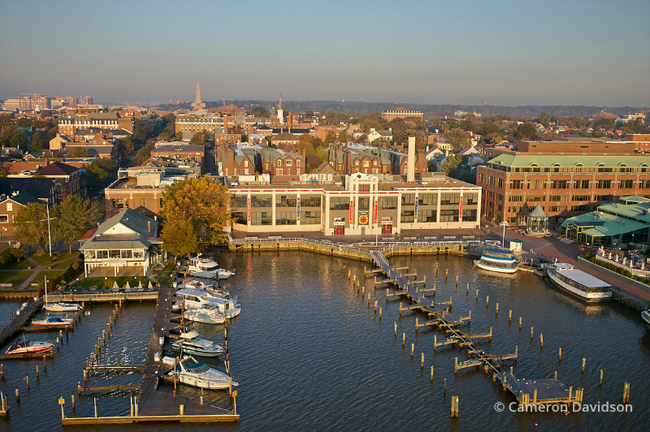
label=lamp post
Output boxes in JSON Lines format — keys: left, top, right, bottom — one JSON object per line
{"left": 500, "top": 221, "right": 508, "bottom": 247}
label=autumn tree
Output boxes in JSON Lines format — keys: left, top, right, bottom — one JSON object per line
{"left": 443, "top": 129, "right": 471, "bottom": 152}
{"left": 14, "top": 202, "right": 50, "bottom": 253}
{"left": 514, "top": 123, "right": 538, "bottom": 141}
{"left": 161, "top": 177, "right": 231, "bottom": 254}
{"left": 55, "top": 195, "right": 102, "bottom": 253}
{"left": 66, "top": 147, "right": 93, "bottom": 158}
{"left": 86, "top": 158, "right": 117, "bottom": 193}
{"left": 323, "top": 130, "right": 337, "bottom": 145}
{"left": 160, "top": 219, "right": 198, "bottom": 257}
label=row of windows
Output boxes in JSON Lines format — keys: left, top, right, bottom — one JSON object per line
{"left": 84, "top": 249, "right": 145, "bottom": 259}
{"left": 495, "top": 166, "right": 649, "bottom": 173}
{"left": 508, "top": 179, "right": 647, "bottom": 190}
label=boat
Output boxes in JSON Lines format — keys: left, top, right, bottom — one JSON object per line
{"left": 163, "top": 355, "right": 237, "bottom": 390}
{"left": 174, "top": 288, "right": 241, "bottom": 319}
{"left": 473, "top": 247, "right": 518, "bottom": 274}
{"left": 642, "top": 309, "right": 650, "bottom": 330}
{"left": 182, "top": 308, "right": 226, "bottom": 325}
{"left": 547, "top": 262, "right": 612, "bottom": 302}
{"left": 43, "top": 275, "right": 80, "bottom": 313}
{"left": 5, "top": 340, "right": 54, "bottom": 355}
{"left": 171, "top": 330, "right": 225, "bottom": 357}
{"left": 32, "top": 316, "right": 73, "bottom": 327}
{"left": 191, "top": 268, "right": 236, "bottom": 280}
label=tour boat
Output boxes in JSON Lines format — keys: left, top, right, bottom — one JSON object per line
{"left": 171, "top": 330, "right": 225, "bottom": 357}
{"left": 642, "top": 309, "right": 650, "bottom": 331}
{"left": 473, "top": 247, "right": 518, "bottom": 274}
{"left": 175, "top": 288, "right": 241, "bottom": 319}
{"left": 32, "top": 316, "right": 73, "bottom": 327}
{"left": 5, "top": 340, "right": 54, "bottom": 355}
{"left": 182, "top": 308, "right": 227, "bottom": 325}
{"left": 547, "top": 262, "right": 612, "bottom": 303}
{"left": 164, "top": 355, "right": 237, "bottom": 390}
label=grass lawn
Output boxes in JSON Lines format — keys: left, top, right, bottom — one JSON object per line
{"left": 30, "top": 253, "right": 58, "bottom": 266}
{"left": 1, "top": 258, "right": 35, "bottom": 270}
{"left": 51, "top": 260, "right": 73, "bottom": 270}
{"left": 0, "top": 271, "right": 34, "bottom": 287}
{"left": 33, "top": 270, "right": 66, "bottom": 284}
{"left": 72, "top": 276, "right": 151, "bottom": 290}
{"left": 30, "top": 252, "right": 77, "bottom": 266}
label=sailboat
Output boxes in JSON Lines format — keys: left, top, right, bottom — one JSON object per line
{"left": 43, "top": 275, "right": 81, "bottom": 313}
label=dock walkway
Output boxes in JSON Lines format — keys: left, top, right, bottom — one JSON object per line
{"left": 0, "top": 298, "right": 43, "bottom": 348}
{"left": 369, "top": 250, "right": 582, "bottom": 406}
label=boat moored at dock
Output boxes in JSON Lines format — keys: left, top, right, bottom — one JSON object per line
{"left": 642, "top": 309, "right": 650, "bottom": 330}
{"left": 171, "top": 330, "right": 225, "bottom": 357}
{"left": 182, "top": 308, "right": 227, "bottom": 325}
{"left": 473, "top": 248, "right": 518, "bottom": 274}
{"left": 547, "top": 262, "right": 612, "bottom": 303}
{"left": 32, "top": 316, "right": 73, "bottom": 327}
{"left": 5, "top": 339, "right": 54, "bottom": 355}
{"left": 163, "top": 355, "right": 237, "bottom": 390}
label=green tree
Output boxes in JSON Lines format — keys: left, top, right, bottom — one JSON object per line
{"left": 538, "top": 111, "right": 551, "bottom": 127}
{"left": 133, "top": 144, "right": 152, "bottom": 165}
{"left": 161, "top": 177, "right": 231, "bottom": 245}
{"left": 132, "top": 119, "right": 148, "bottom": 146}
{"left": 593, "top": 118, "right": 615, "bottom": 130}
{"left": 31, "top": 133, "right": 44, "bottom": 152}
{"left": 161, "top": 220, "right": 199, "bottom": 257}
{"left": 443, "top": 129, "right": 471, "bottom": 152}
{"left": 55, "top": 195, "right": 102, "bottom": 253}
{"left": 514, "top": 123, "right": 538, "bottom": 141}
{"left": 13, "top": 202, "right": 49, "bottom": 253}
{"left": 338, "top": 131, "right": 349, "bottom": 142}
{"left": 190, "top": 130, "right": 210, "bottom": 145}
{"left": 66, "top": 147, "right": 92, "bottom": 158}
{"left": 241, "top": 134, "right": 249, "bottom": 142}
{"left": 323, "top": 130, "right": 337, "bottom": 145}
{"left": 251, "top": 106, "right": 269, "bottom": 117}
{"left": 86, "top": 158, "right": 117, "bottom": 193}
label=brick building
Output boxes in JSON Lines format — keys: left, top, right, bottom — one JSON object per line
{"left": 218, "top": 146, "right": 305, "bottom": 177}
{"left": 151, "top": 142, "right": 205, "bottom": 166}
{"left": 328, "top": 143, "right": 427, "bottom": 176}
{"left": 0, "top": 191, "right": 41, "bottom": 238}
{"left": 58, "top": 112, "right": 134, "bottom": 136}
{"left": 382, "top": 108, "right": 424, "bottom": 122}
{"left": 626, "top": 134, "right": 650, "bottom": 153}
{"left": 477, "top": 140, "right": 650, "bottom": 226}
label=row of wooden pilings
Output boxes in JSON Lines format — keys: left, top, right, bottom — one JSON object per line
{"left": 353, "top": 263, "right": 634, "bottom": 418}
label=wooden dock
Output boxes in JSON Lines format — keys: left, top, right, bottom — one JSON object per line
{"left": 368, "top": 250, "right": 583, "bottom": 406}
{"left": 0, "top": 298, "right": 43, "bottom": 348}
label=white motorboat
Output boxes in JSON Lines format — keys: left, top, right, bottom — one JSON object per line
{"left": 175, "top": 288, "right": 241, "bottom": 319}
{"left": 32, "top": 316, "right": 73, "bottom": 327}
{"left": 182, "top": 308, "right": 226, "bottom": 325}
{"left": 171, "top": 330, "right": 225, "bottom": 357}
{"left": 163, "top": 355, "right": 237, "bottom": 390}
{"left": 188, "top": 254, "right": 219, "bottom": 273}
{"left": 641, "top": 309, "right": 650, "bottom": 331}
{"left": 5, "top": 340, "right": 54, "bottom": 355}
{"left": 473, "top": 248, "right": 518, "bottom": 274}
{"left": 547, "top": 262, "right": 612, "bottom": 302}
{"left": 191, "top": 268, "right": 235, "bottom": 280}
{"left": 43, "top": 275, "right": 80, "bottom": 312}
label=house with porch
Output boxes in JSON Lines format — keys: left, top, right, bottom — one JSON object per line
{"left": 79, "top": 208, "right": 163, "bottom": 277}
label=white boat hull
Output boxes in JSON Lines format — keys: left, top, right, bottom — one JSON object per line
{"left": 641, "top": 310, "right": 650, "bottom": 330}
{"left": 547, "top": 269, "right": 612, "bottom": 303}
{"left": 183, "top": 310, "right": 226, "bottom": 325}
{"left": 44, "top": 303, "right": 80, "bottom": 312}
{"left": 473, "top": 260, "right": 518, "bottom": 274}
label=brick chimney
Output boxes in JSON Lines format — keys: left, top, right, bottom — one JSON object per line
{"left": 147, "top": 221, "right": 151, "bottom": 233}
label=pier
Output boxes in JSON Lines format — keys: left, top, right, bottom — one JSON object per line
{"left": 0, "top": 299, "right": 43, "bottom": 348}
{"left": 368, "top": 250, "right": 584, "bottom": 406}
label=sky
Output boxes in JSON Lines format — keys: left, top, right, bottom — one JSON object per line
{"left": 0, "top": 0, "right": 649, "bottom": 107}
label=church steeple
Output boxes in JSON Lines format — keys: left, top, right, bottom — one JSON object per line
{"left": 277, "top": 91, "right": 284, "bottom": 125}
{"left": 191, "top": 81, "right": 206, "bottom": 111}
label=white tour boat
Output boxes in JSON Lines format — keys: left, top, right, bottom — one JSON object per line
{"left": 174, "top": 288, "right": 241, "bottom": 319}
{"left": 171, "top": 330, "right": 225, "bottom": 357}
{"left": 163, "top": 355, "right": 237, "bottom": 390}
{"left": 473, "top": 247, "right": 518, "bottom": 274}
{"left": 182, "top": 308, "right": 227, "bottom": 325}
{"left": 547, "top": 262, "right": 612, "bottom": 302}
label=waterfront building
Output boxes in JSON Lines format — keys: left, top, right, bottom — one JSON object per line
{"left": 79, "top": 208, "right": 163, "bottom": 277}
{"left": 561, "top": 196, "right": 650, "bottom": 246}
{"left": 477, "top": 139, "right": 650, "bottom": 225}
{"left": 382, "top": 108, "right": 424, "bottom": 122}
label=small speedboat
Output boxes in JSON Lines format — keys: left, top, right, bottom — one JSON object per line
{"left": 164, "top": 355, "right": 237, "bottom": 390}
{"left": 32, "top": 316, "right": 73, "bottom": 327}
{"left": 171, "top": 330, "right": 225, "bottom": 357}
{"left": 642, "top": 309, "right": 650, "bottom": 331}
{"left": 5, "top": 340, "right": 54, "bottom": 355}
{"left": 182, "top": 308, "right": 226, "bottom": 325}
{"left": 44, "top": 302, "right": 81, "bottom": 313}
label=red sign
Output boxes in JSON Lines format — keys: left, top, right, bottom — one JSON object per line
{"left": 350, "top": 199, "right": 354, "bottom": 224}
{"left": 459, "top": 196, "right": 463, "bottom": 221}
{"left": 247, "top": 197, "right": 251, "bottom": 222}
{"left": 374, "top": 199, "right": 378, "bottom": 224}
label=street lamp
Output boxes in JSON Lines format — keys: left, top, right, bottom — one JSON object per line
{"left": 500, "top": 221, "right": 508, "bottom": 247}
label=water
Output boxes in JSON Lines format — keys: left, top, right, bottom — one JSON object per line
{"left": 1, "top": 252, "right": 649, "bottom": 431}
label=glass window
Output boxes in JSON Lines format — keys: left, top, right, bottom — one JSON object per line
{"left": 379, "top": 197, "right": 397, "bottom": 209}
{"left": 276, "top": 211, "right": 297, "bottom": 225}
{"left": 277, "top": 195, "right": 297, "bottom": 207}
{"left": 330, "top": 197, "right": 350, "bottom": 210}
{"left": 440, "top": 209, "right": 459, "bottom": 222}
{"left": 251, "top": 196, "right": 272, "bottom": 207}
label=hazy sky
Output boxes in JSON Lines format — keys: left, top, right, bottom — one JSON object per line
{"left": 1, "top": 0, "right": 649, "bottom": 106}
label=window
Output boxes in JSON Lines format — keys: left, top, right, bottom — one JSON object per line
{"left": 464, "top": 209, "right": 477, "bottom": 222}
{"left": 330, "top": 197, "right": 349, "bottom": 210}
{"left": 251, "top": 212, "right": 272, "bottom": 225}
{"left": 96, "top": 250, "right": 108, "bottom": 259}
{"left": 363, "top": 160, "right": 370, "bottom": 167}
{"left": 303, "top": 211, "right": 320, "bottom": 225}
{"left": 277, "top": 160, "right": 282, "bottom": 166}
{"left": 597, "top": 180, "right": 612, "bottom": 189}
{"left": 530, "top": 179, "right": 545, "bottom": 189}
{"left": 596, "top": 195, "right": 614, "bottom": 202}
{"left": 233, "top": 195, "right": 247, "bottom": 208}
{"left": 419, "top": 194, "right": 436, "bottom": 205}
{"left": 111, "top": 198, "right": 129, "bottom": 209}
{"left": 297, "top": 160, "right": 301, "bottom": 167}
{"left": 419, "top": 209, "right": 437, "bottom": 222}
{"left": 465, "top": 194, "right": 478, "bottom": 205}
{"left": 572, "top": 195, "right": 590, "bottom": 201}
{"left": 276, "top": 195, "right": 297, "bottom": 207}
{"left": 276, "top": 211, "right": 297, "bottom": 225}
{"left": 302, "top": 195, "right": 321, "bottom": 207}
{"left": 509, "top": 196, "right": 522, "bottom": 202}
{"left": 109, "top": 250, "right": 120, "bottom": 259}
{"left": 551, "top": 180, "right": 568, "bottom": 189}
{"left": 440, "top": 193, "right": 460, "bottom": 205}
{"left": 597, "top": 164, "right": 612, "bottom": 173}
{"left": 85, "top": 250, "right": 95, "bottom": 259}
{"left": 401, "top": 194, "right": 415, "bottom": 205}
{"left": 550, "top": 195, "right": 567, "bottom": 202}
{"left": 379, "top": 197, "right": 397, "bottom": 209}
{"left": 285, "top": 160, "right": 292, "bottom": 166}
{"left": 527, "top": 196, "right": 544, "bottom": 202}
{"left": 120, "top": 250, "right": 133, "bottom": 259}
{"left": 0, "top": 215, "right": 8, "bottom": 223}
{"left": 572, "top": 205, "right": 590, "bottom": 211}
{"left": 511, "top": 180, "right": 524, "bottom": 189}
{"left": 134, "top": 250, "right": 144, "bottom": 259}
{"left": 400, "top": 209, "right": 414, "bottom": 223}
{"left": 622, "top": 179, "right": 634, "bottom": 189}
{"left": 440, "top": 209, "right": 459, "bottom": 222}
{"left": 575, "top": 180, "right": 590, "bottom": 189}
{"left": 6, "top": 203, "right": 12, "bottom": 211}
{"left": 232, "top": 212, "right": 246, "bottom": 224}
{"left": 358, "top": 197, "right": 370, "bottom": 211}
{"left": 251, "top": 196, "right": 272, "bottom": 207}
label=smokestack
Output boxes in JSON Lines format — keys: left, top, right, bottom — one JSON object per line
{"left": 407, "top": 136, "right": 415, "bottom": 182}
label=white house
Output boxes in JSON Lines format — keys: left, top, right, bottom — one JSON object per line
{"left": 79, "top": 208, "right": 163, "bottom": 277}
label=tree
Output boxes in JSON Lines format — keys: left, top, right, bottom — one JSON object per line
{"left": 190, "top": 130, "right": 210, "bottom": 145}
{"left": 13, "top": 202, "right": 49, "bottom": 253}
{"left": 323, "top": 130, "right": 337, "bottom": 145}
{"left": 161, "top": 177, "right": 231, "bottom": 245}
{"left": 86, "top": 158, "right": 117, "bottom": 193}
{"left": 593, "top": 118, "right": 615, "bottom": 131}
{"left": 514, "top": 123, "right": 538, "bottom": 141}
{"left": 251, "top": 106, "right": 269, "bottom": 117}
{"left": 31, "top": 133, "right": 44, "bottom": 152}
{"left": 133, "top": 144, "right": 152, "bottom": 165}
{"left": 161, "top": 220, "right": 199, "bottom": 257}
{"left": 55, "top": 195, "right": 102, "bottom": 253}
{"left": 538, "top": 111, "right": 551, "bottom": 127}
{"left": 297, "top": 134, "right": 313, "bottom": 153}
{"left": 66, "top": 147, "right": 92, "bottom": 158}
{"left": 338, "top": 131, "right": 349, "bottom": 142}
{"left": 132, "top": 119, "right": 148, "bottom": 146}
{"left": 443, "top": 129, "right": 471, "bottom": 152}
{"left": 241, "top": 134, "right": 248, "bottom": 142}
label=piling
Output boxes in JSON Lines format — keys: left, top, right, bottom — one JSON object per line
{"left": 56, "top": 337, "right": 59, "bottom": 349}
{"left": 399, "top": 302, "right": 402, "bottom": 316}
{"left": 451, "top": 396, "right": 459, "bottom": 418}
{"left": 455, "top": 275, "right": 458, "bottom": 287}
{"left": 495, "top": 303, "right": 499, "bottom": 315}
{"left": 379, "top": 307, "right": 382, "bottom": 319}
{"left": 36, "top": 365, "right": 39, "bottom": 379}
{"left": 15, "top": 388, "right": 19, "bottom": 403}
{"left": 25, "top": 375, "right": 29, "bottom": 389}
{"left": 83, "top": 370, "right": 87, "bottom": 383}
{"left": 600, "top": 369, "right": 603, "bottom": 385}
{"left": 554, "top": 371, "right": 557, "bottom": 380}
{"left": 445, "top": 269, "right": 448, "bottom": 279}
{"left": 486, "top": 296, "right": 489, "bottom": 308}
{"left": 475, "top": 289, "right": 479, "bottom": 301}
{"left": 394, "top": 322, "right": 397, "bottom": 337}
{"left": 421, "top": 353, "right": 424, "bottom": 368}
{"left": 466, "top": 283, "right": 469, "bottom": 295}
{"left": 411, "top": 343, "right": 414, "bottom": 358}
{"left": 0, "top": 364, "right": 3, "bottom": 379}
{"left": 582, "top": 358, "right": 586, "bottom": 373}
{"left": 430, "top": 366, "right": 434, "bottom": 382}
{"left": 559, "top": 348, "right": 562, "bottom": 361}
{"left": 374, "top": 300, "right": 378, "bottom": 312}
{"left": 179, "top": 404, "right": 184, "bottom": 416}
{"left": 508, "top": 310, "right": 512, "bottom": 323}
{"left": 530, "top": 327, "right": 534, "bottom": 340}
{"left": 71, "top": 394, "right": 75, "bottom": 409}
{"left": 444, "top": 378, "right": 447, "bottom": 393}
{"left": 540, "top": 333, "right": 544, "bottom": 348}
{"left": 402, "top": 333, "right": 405, "bottom": 348}
{"left": 519, "top": 317, "right": 522, "bottom": 330}
{"left": 533, "top": 389, "right": 538, "bottom": 405}
{"left": 622, "top": 382, "right": 631, "bottom": 403}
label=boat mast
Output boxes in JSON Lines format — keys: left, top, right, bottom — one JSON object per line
{"left": 44, "top": 275, "right": 48, "bottom": 306}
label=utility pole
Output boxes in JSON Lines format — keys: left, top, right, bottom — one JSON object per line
{"left": 40, "top": 203, "right": 57, "bottom": 258}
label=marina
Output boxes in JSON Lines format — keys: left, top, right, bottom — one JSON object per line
{"left": 0, "top": 248, "right": 648, "bottom": 430}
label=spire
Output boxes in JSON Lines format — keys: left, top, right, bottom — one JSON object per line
{"left": 195, "top": 82, "right": 201, "bottom": 103}
{"left": 277, "top": 91, "right": 284, "bottom": 125}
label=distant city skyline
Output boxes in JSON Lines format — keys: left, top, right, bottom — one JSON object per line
{"left": 0, "top": 0, "right": 649, "bottom": 107}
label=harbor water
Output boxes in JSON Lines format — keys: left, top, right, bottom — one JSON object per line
{"left": 1, "top": 251, "right": 649, "bottom": 431}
